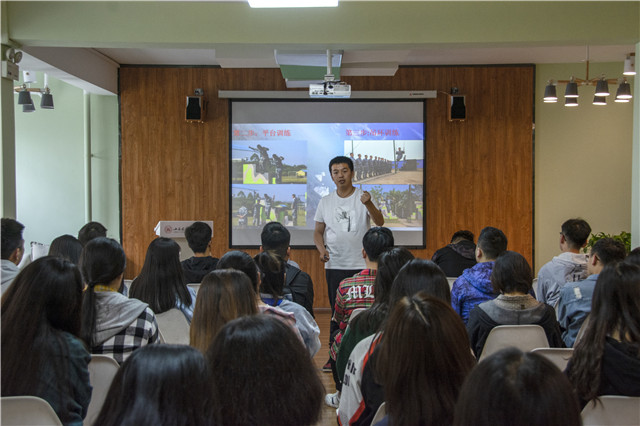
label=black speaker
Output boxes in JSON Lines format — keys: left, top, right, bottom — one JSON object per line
{"left": 186, "top": 96, "right": 203, "bottom": 121}
{"left": 448, "top": 95, "right": 466, "bottom": 121}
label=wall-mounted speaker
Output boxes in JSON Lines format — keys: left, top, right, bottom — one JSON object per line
{"left": 448, "top": 95, "right": 466, "bottom": 121}
{"left": 186, "top": 94, "right": 205, "bottom": 122}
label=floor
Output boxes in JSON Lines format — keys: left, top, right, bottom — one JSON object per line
{"left": 313, "top": 309, "right": 339, "bottom": 426}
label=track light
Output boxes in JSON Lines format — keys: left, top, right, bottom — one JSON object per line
{"left": 616, "top": 79, "right": 632, "bottom": 100}
{"left": 592, "top": 96, "right": 607, "bottom": 106}
{"left": 22, "top": 102, "right": 35, "bottom": 112}
{"left": 623, "top": 54, "right": 636, "bottom": 76}
{"left": 564, "top": 97, "right": 578, "bottom": 107}
{"left": 594, "top": 77, "right": 609, "bottom": 96}
{"left": 40, "top": 88, "right": 54, "bottom": 109}
{"left": 17, "top": 85, "right": 32, "bottom": 105}
{"left": 13, "top": 73, "right": 54, "bottom": 112}
{"left": 543, "top": 81, "right": 557, "bottom": 102}
{"left": 564, "top": 78, "right": 578, "bottom": 98}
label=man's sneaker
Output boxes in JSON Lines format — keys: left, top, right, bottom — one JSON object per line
{"left": 325, "top": 391, "right": 340, "bottom": 408}
{"left": 322, "top": 360, "right": 332, "bottom": 372}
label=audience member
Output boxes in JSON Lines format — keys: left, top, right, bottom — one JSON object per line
{"left": 189, "top": 269, "right": 258, "bottom": 353}
{"left": 454, "top": 348, "right": 581, "bottom": 426}
{"left": 49, "top": 234, "right": 83, "bottom": 264}
{"left": 95, "top": 345, "right": 213, "bottom": 426}
{"left": 181, "top": 221, "right": 218, "bottom": 283}
{"left": 254, "top": 251, "right": 321, "bottom": 356}
{"left": 557, "top": 237, "right": 627, "bottom": 347}
{"left": 130, "top": 237, "right": 196, "bottom": 323}
{"left": 373, "top": 294, "right": 475, "bottom": 426}
{"left": 207, "top": 315, "right": 324, "bottom": 426}
{"left": 566, "top": 261, "right": 640, "bottom": 407}
{"left": 1, "top": 218, "right": 25, "bottom": 294}
{"left": 326, "top": 226, "right": 394, "bottom": 406}
{"left": 1, "top": 257, "right": 91, "bottom": 425}
{"left": 338, "top": 258, "right": 451, "bottom": 425}
{"left": 81, "top": 237, "right": 158, "bottom": 364}
{"left": 336, "top": 247, "right": 414, "bottom": 381}
{"left": 431, "top": 230, "right": 477, "bottom": 277}
{"left": 261, "top": 221, "right": 315, "bottom": 316}
{"left": 466, "top": 251, "right": 564, "bottom": 359}
{"left": 626, "top": 246, "right": 640, "bottom": 265}
{"left": 77, "top": 221, "right": 107, "bottom": 246}
{"left": 536, "top": 218, "right": 591, "bottom": 306}
{"left": 450, "top": 226, "right": 507, "bottom": 324}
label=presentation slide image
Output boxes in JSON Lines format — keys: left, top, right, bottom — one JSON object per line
{"left": 344, "top": 139, "right": 423, "bottom": 185}
{"left": 231, "top": 184, "right": 307, "bottom": 228}
{"left": 359, "top": 184, "right": 423, "bottom": 229}
{"left": 231, "top": 140, "right": 307, "bottom": 185}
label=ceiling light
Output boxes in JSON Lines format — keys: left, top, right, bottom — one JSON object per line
{"left": 592, "top": 96, "right": 607, "bottom": 106}
{"left": 616, "top": 79, "right": 632, "bottom": 100}
{"left": 22, "top": 101, "right": 35, "bottom": 113}
{"left": 594, "top": 77, "right": 609, "bottom": 96}
{"left": 17, "top": 85, "right": 32, "bottom": 105}
{"left": 565, "top": 97, "right": 578, "bottom": 107}
{"left": 543, "top": 81, "right": 557, "bottom": 102}
{"left": 41, "top": 90, "right": 54, "bottom": 109}
{"left": 14, "top": 73, "right": 54, "bottom": 112}
{"left": 248, "top": 0, "right": 338, "bottom": 7}
{"left": 623, "top": 54, "right": 636, "bottom": 76}
{"left": 564, "top": 78, "right": 578, "bottom": 98}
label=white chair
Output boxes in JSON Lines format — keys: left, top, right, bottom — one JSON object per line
{"left": 85, "top": 355, "right": 120, "bottom": 426}
{"left": 531, "top": 277, "right": 538, "bottom": 296}
{"left": 530, "top": 347, "right": 573, "bottom": 371}
{"left": 350, "top": 308, "right": 367, "bottom": 322}
{"left": 187, "top": 283, "right": 200, "bottom": 296}
{"left": 446, "top": 277, "right": 457, "bottom": 290}
{"left": 371, "top": 402, "right": 387, "bottom": 425}
{"left": 156, "top": 308, "right": 190, "bottom": 345}
{"left": 1, "top": 396, "right": 62, "bottom": 426}
{"left": 479, "top": 325, "right": 549, "bottom": 361}
{"left": 123, "top": 279, "right": 133, "bottom": 293}
{"left": 581, "top": 395, "right": 640, "bottom": 426}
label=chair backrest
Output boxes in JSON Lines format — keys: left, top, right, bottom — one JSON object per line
{"left": 446, "top": 277, "right": 457, "bottom": 290}
{"left": 350, "top": 308, "right": 367, "bottom": 322}
{"left": 479, "top": 325, "right": 549, "bottom": 361}
{"left": 84, "top": 355, "right": 121, "bottom": 426}
{"left": 581, "top": 396, "right": 640, "bottom": 426}
{"left": 187, "top": 283, "right": 200, "bottom": 296}
{"left": 123, "top": 279, "right": 133, "bottom": 292}
{"left": 1, "top": 396, "right": 62, "bottom": 426}
{"left": 531, "top": 277, "right": 538, "bottom": 295}
{"left": 530, "top": 347, "right": 574, "bottom": 371}
{"left": 156, "top": 308, "right": 190, "bottom": 345}
{"left": 371, "top": 401, "right": 387, "bottom": 425}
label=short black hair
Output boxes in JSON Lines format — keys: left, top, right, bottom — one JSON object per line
{"left": 477, "top": 226, "right": 508, "bottom": 260}
{"left": 184, "top": 222, "right": 212, "bottom": 254}
{"left": 591, "top": 238, "right": 626, "bottom": 266}
{"left": 627, "top": 247, "right": 640, "bottom": 266}
{"left": 261, "top": 222, "right": 290, "bottom": 259}
{"left": 1, "top": 218, "right": 25, "bottom": 260}
{"left": 561, "top": 219, "right": 591, "bottom": 249}
{"left": 363, "top": 227, "right": 394, "bottom": 262}
{"left": 78, "top": 221, "right": 107, "bottom": 246}
{"left": 451, "top": 230, "right": 474, "bottom": 244}
{"left": 491, "top": 251, "right": 533, "bottom": 294}
{"left": 329, "top": 156, "right": 354, "bottom": 173}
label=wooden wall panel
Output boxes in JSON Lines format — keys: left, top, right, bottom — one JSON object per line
{"left": 120, "top": 65, "right": 534, "bottom": 309}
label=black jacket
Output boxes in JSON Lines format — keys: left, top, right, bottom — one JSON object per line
{"left": 284, "top": 263, "right": 315, "bottom": 317}
{"left": 181, "top": 256, "right": 219, "bottom": 283}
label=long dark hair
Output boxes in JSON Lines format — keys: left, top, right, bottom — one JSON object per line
{"left": 389, "top": 259, "right": 451, "bottom": 307}
{"left": 48, "top": 234, "right": 83, "bottom": 264}
{"left": 207, "top": 315, "right": 324, "bottom": 425}
{"left": 94, "top": 345, "right": 213, "bottom": 426}
{"left": 217, "top": 250, "right": 260, "bottom": 292}
{"left": 254, "top": 251, "right": 285, "bottom": 301}
{"left": 568, "top": 261, "right": 640, "bottom": 402}
{"left": 190, "top": 270, "right": 257, "bottom": 353}
{"left": 129, "top": 237, "right": 191, "bottom": 315}
{"left": 1, "top": 257, "right": 84, "bottom": 410}
{"left": 375, "top": 294, "right": 475, "bottom": 426}
{"left": 80, "top": 237, "right": 126, "bottom": 346}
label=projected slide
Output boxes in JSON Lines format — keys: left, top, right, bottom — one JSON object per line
{"left": 230, "top": 101, "right": 425, "bottom": 247}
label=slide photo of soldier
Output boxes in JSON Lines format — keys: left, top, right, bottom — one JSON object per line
{"left": 344, "top": 140, "right": 423, "bottom": 185}
{"left": 231, "top": 140, "right": 307, "bottom": 185}
{"left": 358, "top": 184, "right": 424, "bottom": 229}
{"left": 231, "top": 184, "right": 307, "bottom": 228}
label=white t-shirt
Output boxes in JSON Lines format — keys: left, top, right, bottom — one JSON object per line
{"left": 314, "top": 187, "right": 371, "bottom": 270}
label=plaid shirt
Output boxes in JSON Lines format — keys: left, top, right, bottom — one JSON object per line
{"left": 92, "top": 307, "right": 159, "bottom": 365}
{"left": 330, "top": 269, "right": 376, "bottom": 360}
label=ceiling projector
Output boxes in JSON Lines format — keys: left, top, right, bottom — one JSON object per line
{"left": 309, "top": 81, "right": 351, "bottom": 98}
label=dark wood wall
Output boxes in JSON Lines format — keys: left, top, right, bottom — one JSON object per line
{"left": 120, "top": 65, "right": 534, "bottom": 309}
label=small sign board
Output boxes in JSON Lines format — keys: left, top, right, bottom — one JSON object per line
{"left": 154, "top": 221, "right": 214, "bottom": 238}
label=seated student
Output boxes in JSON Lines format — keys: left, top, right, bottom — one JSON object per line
{"left": 1, "top": 257, "right": 92, "bottom": 426}
{"left": 338, "top": 259, "right": 452, "bottom": 425}
{"left": 466, "top": 251, "right": 564, "bottom": 359}
{"left": 454, "top": 348, "right": 581, "bottom": 426}
{"left": 181, "top": 221, "right": 218, "bottom": 283}
{"left": 627, "top": 246, "right": 640, "bottom": 265}
{"left": 260, "top": 221, "right": 315, "bottom": 317}
{"left": 1, "top": 218, "right": 25, "bottom": 295}
{"left": 49, "top": 234, "right": 83, "bottom": 264}
{"left": 566, "top": 261, "right": 640, "bottom": 407}
{"left": 189, "top": 269, "right": 258, "bottom": 353}
{"left": 130, "top": 237, "right": 196, "bottom": 323}
{"left": 451, "top": 226, "right": 508, "bottom": 324}
{"left": 326, "top": 226, "right": 394, "bottom": 405}
{"left": 336, "top": 247, "right": 415, "bottom": 382}
{"left": 431, "top": 230, "right": 477, "bottom": 277}
{"left": 254, "top": 251, "right": 321, "bottom": 357}
{"left": 557, "top": 238, "right": 627, "bottom": 347}
{"left": 95, "top": 345, "right": 213, "bottom": 426}
{"left": 373, "top": 294, "right": 476, "bottom": 426}
{"left": 207, "top": 315, "right": 324, "bottom": 426}
{"left": 536, "top": 218, "right": 591, "bottom": 306}
{"left": 81, "top": 237, "right": 159, "bottom": 364}
{"left": 77, "top": 221, "right": 107, "bottom": 246}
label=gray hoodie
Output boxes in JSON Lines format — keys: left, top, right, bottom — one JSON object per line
{"left": 94, "top": 291, "right": 150, "bottom": 345}
{"left": 536, "top": 252, "right": 588, "bottom": 307}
